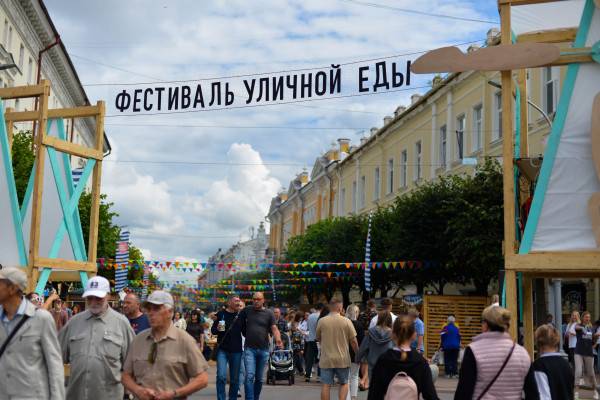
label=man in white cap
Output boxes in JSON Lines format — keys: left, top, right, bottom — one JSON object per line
{"left": 122, "top": 290, "right": 209, "bottom": 400}
{"left": 0, "top": 266, "right": 65, "bottom": 399}
{"left": 59, "top": 275, "right": 134, "bottom": 400}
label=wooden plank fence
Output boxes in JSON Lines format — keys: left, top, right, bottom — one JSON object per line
{"left": 422, "top": 295, "right": 489, "bottom": 358}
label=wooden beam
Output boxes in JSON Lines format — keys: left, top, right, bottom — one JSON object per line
{"left": 522, "top": 276, "right": 534, "bottom": 358}
{"left": 0, "top": 82, "right": 47, "bottom": 100}
{"left": 500, "top": 4, "right": 516, "bottom": 258}
{"left": 42, "top": 135, "right": 104, "bottom": 160}
{"left": 500, "top": 2, "right": 519, "bottom": 342}
{"left": 4, "top": 110, "right": 40, "bottom": 123}
{"left": 5, "top": 107, "right": 14, "bottom": 150}
{"left": 498, "top": 0, "right": 560, "bottom": 5}
{"left": 505, "top": 269, "right": 519, "bottom": 340}
{"left": 548, "top": 48, "right": 593, "bottom": 66}
{"left": 87, "top": 101, "right": 105, "bottom": 266}
{"left": 507, "top": 252, "right": 600, "bottom": 270}
{"left": 48, "top": 105, "right": 101, "bottom": 119}
{"left": 26, "top": 80, "right": 50, "bottom": 293}
{"left": 517, "top": 69, "right": 528, "bottom": 158}
{"left": 49, "top": 271, "right": 93, "bottom": 282}
{"left": 35, "top": 257, "right": 97, "bottom": 272}
{"left": 517, "top": 28, "right": 577, "bottom": 44}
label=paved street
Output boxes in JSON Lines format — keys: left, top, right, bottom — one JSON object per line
{"left": 192, "top": 364, "right": 458, "bottom": 399}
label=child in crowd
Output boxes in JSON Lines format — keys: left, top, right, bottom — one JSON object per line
{"left": 533, "top": 324, "right": 574, "bottom": 400}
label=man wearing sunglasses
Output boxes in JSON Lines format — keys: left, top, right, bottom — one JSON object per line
{"left": 0, "top": 266, "right": 65, "bottom": 400}
{"left": 59, "top": 275, "right": 135, "bottom": 400}
{"left": 239, "top": 292, "right": 282, "bottom": 400}
{"left": 122, "top": 290, "right": 209, "bottom": 400}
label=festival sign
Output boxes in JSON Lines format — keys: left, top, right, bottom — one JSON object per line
{"left": 111, "top": 60, "right": 413, "bottom": 115}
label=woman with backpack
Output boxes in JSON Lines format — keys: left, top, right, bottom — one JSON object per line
{"left": 367, "top": 314, "right": 439, "bottom": 400}
{"left": 454, "top": 305, "right": 538, "bottom": 399}
{"left": 357, "top": 311, "right": 394, "bottom": 380}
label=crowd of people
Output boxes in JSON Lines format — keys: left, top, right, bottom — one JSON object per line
{"left": 1, "top": 264, "right": 600, "bottom": 399}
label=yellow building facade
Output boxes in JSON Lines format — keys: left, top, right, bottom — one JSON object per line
{"left": 268, "top": 37, "right": 565, "bottom": 261}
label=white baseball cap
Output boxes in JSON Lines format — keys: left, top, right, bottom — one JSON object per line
{"left": 82, "top": 276, "right": 110, "bottom": 298}
{"left": 0, "top": 266, "right": 28, "bottom": 291}
{"left": 144, "top": 290, "right": 174, "bottom": 308}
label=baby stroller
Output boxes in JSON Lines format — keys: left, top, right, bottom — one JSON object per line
{"left": 266, "top": 332, "right": 295, "bottom": 385}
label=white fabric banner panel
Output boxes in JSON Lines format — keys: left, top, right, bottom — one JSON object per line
{"left": 511, "top": 0, "right": 585, "bottom": 35}
{"left": 531, "top": 6, "right": 600, "bottom": 251}
{"left": 22, "top": 119, "right": 80, "bottom": 260}
{"left": 0, "top": 103, "right": 25, "bottom": 267}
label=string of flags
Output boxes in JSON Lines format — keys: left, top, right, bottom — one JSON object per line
{"left": 97, "top": 259, "right": 435, "bottom": 272}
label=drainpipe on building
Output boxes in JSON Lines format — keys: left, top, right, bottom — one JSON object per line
{"left": 32, "top": 35, "right": 60, "bottom": 148}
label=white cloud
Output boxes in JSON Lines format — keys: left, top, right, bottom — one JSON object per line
{"left": 186, "top": 143, "right": 281, "bottom": 231}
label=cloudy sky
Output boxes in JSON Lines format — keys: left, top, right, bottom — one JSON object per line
{"left": 45, "top": 0, "right": 499, "bottom": 263}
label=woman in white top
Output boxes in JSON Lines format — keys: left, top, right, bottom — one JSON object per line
{"left": 566, "top": 311, "right": 580, "bottom": 367}
{"left": 173, "top": 311, "right": 187, "bottom": 330}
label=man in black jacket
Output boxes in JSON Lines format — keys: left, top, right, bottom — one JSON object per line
{"left": 211, "top": 296, "right": 243, "bottom": 400}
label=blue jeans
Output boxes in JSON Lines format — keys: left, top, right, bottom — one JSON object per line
{"left": 217, "top": 349, "right": 242, "bottom": 400}
{"left": 244, "top": 347, "right": 269, "bottom": 400}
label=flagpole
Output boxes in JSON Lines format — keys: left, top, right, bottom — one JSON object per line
{"left": 364, "top": 212, "right": 373, "bottom": 296}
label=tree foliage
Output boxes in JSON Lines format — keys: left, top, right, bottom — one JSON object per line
{"left": 278, "top": 159, "right": 504, "bottom": 299}
{"left": 11, "top": 131, "right": 35, "bottom": 204}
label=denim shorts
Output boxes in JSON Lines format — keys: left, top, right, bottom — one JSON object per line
{"left": 320, "top": 367, "right": 350, "bottom": 385}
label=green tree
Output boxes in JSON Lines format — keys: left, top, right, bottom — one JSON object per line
{"left": 11, "top": 131, "right": 35, "bottom": 204}
{"left": 446, "top": 159, "right": 503, "bottom": 295}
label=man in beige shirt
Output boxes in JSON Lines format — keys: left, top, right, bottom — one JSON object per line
{"left": 316, "top": 298, "right": 358, "bottom": 400}
{"left": 59, "top": 275, "right": 134, "bottom": 400}
{"left": 122, "top": 290, "right": 209, "bottom": 400}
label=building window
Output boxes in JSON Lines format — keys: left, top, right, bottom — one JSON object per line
{"left": 27, "top": 58, "right": 33, "bottom": 83}
{"left": 373, "top": 167, "right": 380, "bottom": 200}
{"left": 400, "top": 150, "right": 407, "bottom": 188}
{"left": 415, "top": 141, "right": 422, "bottom": 181}
{"left": 456, "top": 114, "right": 465, "bottom": 160}
{"left": 360, "top": 175, "right": 366, "bottom": 208}
{"left": 352, "top": 181, "right": 357, "bottom": 213}
{"left": 387, "top": 158, "right": 394, "bottom": 194}
{"left": 543, "top": 66, "right": 559, "bottom": 116}
{"left": 3, "top": 20, "right": 7, "bottom": 48}
{"left": 340, "top": 188, "right": 346, "bottom": 215}
{"left": 14, "top": 99, "right": 19, "bottom": 111}
{"left": 493, "top": 92, "right": 502, "bottom": 141}
{"left": 472, "top": 104, "right": 482, "bottom": 151}
{"left": 439, "top": 125, "right": 447, "bottom": 169}
{"left": 18, "top": 44, "right": 24, "bottom": 69}
{"left": 7, "top": 26, "right": 12, "bottom": 51}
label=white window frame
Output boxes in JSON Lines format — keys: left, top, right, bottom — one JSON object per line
{"left": 456, "top": 114, "right": 465, "bottom": 160}
{"left": 472, "top": 104, "right": 482, "bottom": 152}
{"left": 27, "top": 58, "right": 33, "bottom": 84}
{"left": 18, "top": 44, "right": 24, "bottom": 69}
{"left": 373, "top": 167, "right": 380, "bottom": 200}
{"left": 3, "top": 20, "right": 8, "bottom": 48}
{"left": 542, "top": 66, "right": 559, "bottom": 116}
{"left": 360, "top": 175, "right": 366, "bottom": 209}
{"left": 493, "top": 92, "right": 502, "bottom": 141}
{"left": 7, "top": 26, "right": 12, "bottom": 51}
{"left": 387, "top": 158, "right": 394, "bottom": 194}
{"left": 352, "top": 181, "right": 357, "bottom": 213}
{"left": 400, "top": 150, "right": 407, "bottom": 188}
{"left": 439, "top": 125, "right": 447, "bottom": 169}
{"left": 415, "top": 141, "right": 422, "bottom": 181}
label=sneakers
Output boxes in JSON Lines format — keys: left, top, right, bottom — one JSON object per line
{"left": 594, "top": 391, "right": 599, "bottom": 400}
{"left": 575, "top": 392, "right": 579, "bottom": 400}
